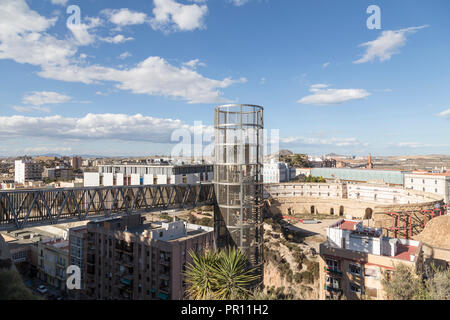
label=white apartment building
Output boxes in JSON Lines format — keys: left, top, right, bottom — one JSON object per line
{"left": 320, "top": 219, "right": 422, "bottom": 300}
{"left": 404, "top": 172, "right": 450, "bottom": 203}
{"left": 14, "top": 160, "right": 43, "bottom": 183}
{"left": 84, "top": 164, "right": 213, "bottom": 187}
{"left": 263, "top": 162, "right": 295, "bottom": 184}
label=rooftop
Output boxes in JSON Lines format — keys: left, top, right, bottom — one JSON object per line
{"left": 409, "top": 171, "right": 450, "bottom": 177}
{"left": 326, "top": 219, "right": 420, "bottom": 262}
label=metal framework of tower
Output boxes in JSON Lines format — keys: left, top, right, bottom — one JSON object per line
{"left": 384, "top": 205, "right": 448, "bottom": 239}
{"left": 213, "top": 104, "right": 264, "bottom": 284}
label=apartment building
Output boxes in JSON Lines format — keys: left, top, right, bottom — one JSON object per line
{"left": 37, "top": 238, "right": 69, "bottom": 292}
{"left": 404, "top": 172, "right": 450, "bottom": 203}
{"left": 263, "top": 162, "right": 295, "bottom": 183}
{"left": 14, "top": 160, "right": 43, "bottom": 183}
{"left": 84, "top": 214, "right": 214, "bottom": 300}
{"left": 71, "top": 156, "right": 83, "bottom": 170}
{"left": 68, "top": 226, "right": 88, "bottom": 298}
{"left": 319, "top": 219, "right": 423, "bottom": 300}
{"left": 43, "top": 167, "right": 72, "bottom": 180}
{"left": 84, "top": 164, "right": 213, "bottom": 187}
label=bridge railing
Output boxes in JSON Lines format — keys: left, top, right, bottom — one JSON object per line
{"left": 0, "top": 183, "right": 214, "bottom": 230}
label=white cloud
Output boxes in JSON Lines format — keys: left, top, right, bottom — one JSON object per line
{"left": 297, "top": 84, "right": 371, "bottom": 105}
{"left": 23, "top": 146, "right": 72, "bottom": 154}
{"left": 354, "top": 25, "right": 429, "bottom": 64}
{"left": 0, "top": 0, "right": 74, "bottom": 67}
{"left": 13, "top": 105, "right": 50, "bottom": 113}
{"left": 0, "top": 113, "right": 209, "bottom": 144}
{"left": 228, "top": 0, "right": 250, "bottom": 6}
{"left": 280, "top": 136, "right": 367, "bottom": 147}
{"left": 101, "top": 34, "right": 134, "bottom": 44}
{"left": 13, "top": 91, "right": 71, "bottom": 113}
{"left": 182, "top": 59, "right": 206, "bottom": 69}
{"left": 438, "top": 109, "right": 450, "bottom": 119}
{"left": 50, "top": 0, "right": 68, "bottom": 6}
{"left": 322, "top": 62, "right": 330, "bottom": 68}
{"left": 259, "top": 77, "right": 266, "bottom": 85}
{"left": 118, "top": 52, "right": 132, "bottom": 60}
{"left": 102, "top": 8, "right": 148, "bottom": 26}
{"left": 39, "top": 57, "right": 246, "bottom": 104}
{"left": 150, "top": 0, "right": 208, "bottom": 32}
{"left": 0, "top": 0, "right": 244, "bottom": 104}
{"left": 22, "top": 91, "right": 71, "bottom": 106}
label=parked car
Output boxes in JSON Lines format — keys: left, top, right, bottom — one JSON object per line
{"left": 37, "top": 285, "right": 48, "bottom": 294}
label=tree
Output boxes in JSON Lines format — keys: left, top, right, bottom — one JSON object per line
{"left": 381, "top": 264, "right": 424, "bottom": 300}
{"left": 184, "top": 247, "right": 259, "bottom": 300}
{"left": 424, "top": 265, "right": 450, "bottom": 300}
{"left": 184, "top": 250, "right": 220, "bottom": 300}
{"left": 0, "top": 268, "right": 38, "bottom": 300}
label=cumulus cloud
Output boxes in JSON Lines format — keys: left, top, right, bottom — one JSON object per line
{"left": 0, "top": 113, "right": 210, "bottom": 144}
{"left": 13, "top": 91, "right": 71, "bottom": 113}
{"left": 100, "top": 34, "right": 134, "bottom": 44}
{"left": 150, "top": 0, "right": 208, "bottom": 32}
{"left": 102, "top": 8, "right": 148, "bottom": 26}
{"left": 354, "top": 25, "right": 429, "bottom": 64}
{"left": 39, "top": 57, "right": 246, "bottom": 104}
{"left": 297, "top": 84, "right": 371, "bottom": 105}
{"left": 22, "top": 91, "right": 71, "bottom": 106}
{"left": 0, "top": 0, "right": 243, "bottom": 104}
{"left": 67, "top": 17, "right": 102, "bottom": 46}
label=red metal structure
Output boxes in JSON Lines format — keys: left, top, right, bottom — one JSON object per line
{"left": 384, "top": 206, "right": 446, "bottom": 239}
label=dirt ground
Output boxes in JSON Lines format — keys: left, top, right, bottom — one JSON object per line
{"left": 284, "top": 218, "right": 342, "bottom": 252}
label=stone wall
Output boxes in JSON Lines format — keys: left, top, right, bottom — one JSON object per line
{"left": 265, "top": 183, "right": 444, "bottom": 234}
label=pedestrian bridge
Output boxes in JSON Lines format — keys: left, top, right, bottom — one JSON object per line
{"left": 0, "top": 183, "right": 214, "bottom": 231}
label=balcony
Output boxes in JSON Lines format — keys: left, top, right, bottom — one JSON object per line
{"left": 159, "top": 258, "right": 170, "bottom": 266}
{"left": 120, "top": 277, "right": 133, "bottom": 286}
{"left": 324, "top": 285, "right": 342, "bottom": 293}
{"left": 159, "top": 273, "right": 170, "bottom": 281}
{"left": 324, "top": 266, "right": 342, "bottom": 276}
{"left": 116, "top": 257, "right": 134, "bottom": 267}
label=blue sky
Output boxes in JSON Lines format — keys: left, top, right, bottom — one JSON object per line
{"left": 0, "top": 0, "right": 449, "bottom": 157}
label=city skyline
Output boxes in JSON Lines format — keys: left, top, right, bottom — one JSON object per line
{"left": 1, "top": 0, "right": 450, "bottom": 157}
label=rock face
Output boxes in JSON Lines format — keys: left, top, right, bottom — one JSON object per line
{"left": 414, "top": 215, "right": 450, "bottom": 250}
{"left": 263, "top": 223, "right": 320, "bottom": 300}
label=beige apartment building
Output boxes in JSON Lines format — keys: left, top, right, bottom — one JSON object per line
{"left": 37, "top": 238, "right": 69, "bottom": 291}
{"left": 84, "top": 214, "right": 214, "bottom": 300}
{"left": 319, "top": 219, "right": 423, "bottom": 300}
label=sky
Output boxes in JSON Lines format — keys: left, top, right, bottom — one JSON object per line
{"left": 0, "top": 0, "right": 449, "bottom": 157}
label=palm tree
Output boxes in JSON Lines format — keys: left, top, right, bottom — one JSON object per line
{"left": 184, "top": 250, "right": 219, "bottom": 300}
{"left": 184, "top": 247, "right": 259, "bottom": 300}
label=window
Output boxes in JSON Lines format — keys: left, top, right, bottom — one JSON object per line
{"left": 325, "top": 276, "right": 339, "bottom": 289}
{"left": 349, "top": 263, "right": 361, "bottom": 275}
{"left": 350, "top": 282, "right": 361, "bottom": 294}
{"left": 325, "top": 259, "right": 339, "bottom": 271}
